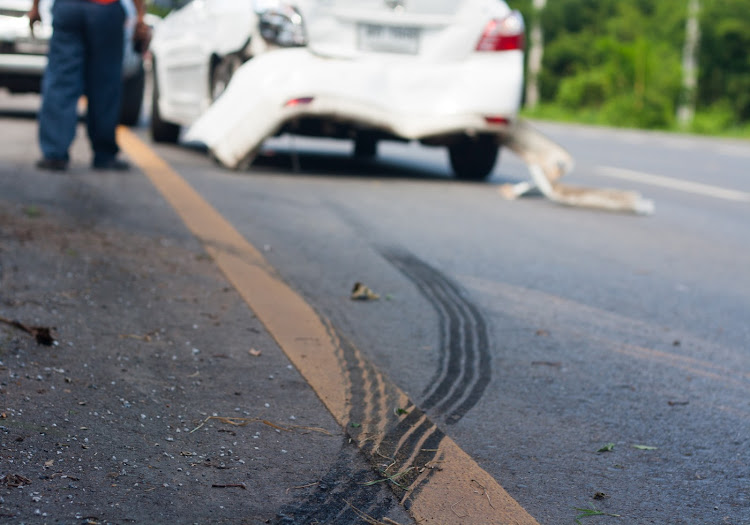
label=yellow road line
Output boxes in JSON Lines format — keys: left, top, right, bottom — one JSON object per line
{"left": 118, "top": 127, "right": 539, "bottom": 525}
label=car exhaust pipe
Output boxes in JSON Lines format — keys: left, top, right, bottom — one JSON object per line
{"left": 501, "top": 120, "right": 655, "bottom": 215}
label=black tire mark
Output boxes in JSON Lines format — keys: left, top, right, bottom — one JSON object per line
{"left": 275, "top": 262, "right": 488, "bottom": 523}
{"left": 382, "top": 249, "right": 492, "bottom": 425}
{"left": 272, "top": 439, "right": 401, "bottom": 524}
{"left": 336, "top": 330, "right": 445, "bottom": 507}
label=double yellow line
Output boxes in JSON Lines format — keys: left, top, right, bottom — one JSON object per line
{"left": 118, "top": 127, "right": 539, "bottom": 525}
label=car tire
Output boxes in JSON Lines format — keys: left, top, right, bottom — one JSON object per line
{"left": 119, "top": 64, "right": 145, "bottom": 126}
{"left": 353, "top": 134, "right": 378, "bottom": 158}
{"left": 448, "top": 135, "right": 499, "bottom": 181}
{"left": 210, "top": 55, "right": 242, "bottom": 102}
{"left": 150, "top": 61, "right": 181, "bottom": 144}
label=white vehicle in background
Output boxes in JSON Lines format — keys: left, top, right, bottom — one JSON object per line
{"left": 149, "top": 0, "right": 306, "bottom": 143}
{"left": 181, "top": 0, "right": 526, "bottom": 180}
{"left": 0, "top": 0, "right": 156, "bottom": 125}
{"left": 154, "top": 0, "right": 650, "bottom": 210}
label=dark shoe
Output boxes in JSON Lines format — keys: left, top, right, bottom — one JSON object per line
{"left": 36, "top": 158, "right": 68, "bottom": 171}
{"left": 92, "top": 158, "right": 131, "bottom": 171}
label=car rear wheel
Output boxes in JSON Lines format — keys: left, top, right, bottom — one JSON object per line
{"left": 150, "top": 61, "right": 181, "bottom": 144}
{"left": 119, "top": 65, "right": 145, "bottom": 126}
{"left": 448, "top": 135, "right": 499, "bottom": 181}
{"left": 353, "top": 134, "right": 378, "bottom": 158}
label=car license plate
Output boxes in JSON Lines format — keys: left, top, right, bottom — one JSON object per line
{"left": 14, "top": 38, "right": 49, "bottom": 55}
{"left": 358, "top": 23, "right": 419, "bottom": 54}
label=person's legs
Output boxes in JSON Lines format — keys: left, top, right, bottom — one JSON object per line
{"left": 37, "top": 0, "right": 86, "bottom": 166}
{"left": 83, "top": 1, "right": 125, "bottom": 168}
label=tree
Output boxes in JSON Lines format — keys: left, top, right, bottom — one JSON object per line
{"left": 525, "top": 0, "right": 547, "bottom": 109}
{"left": 697, "top": 0, "right": 750, "bottom": 123}
{"left": 677, "top": 0, "right": 701, "bottom": 128}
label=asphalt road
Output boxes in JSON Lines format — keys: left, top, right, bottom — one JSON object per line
{"left": 1, "top": 90, "right": 748, "bottom": 525}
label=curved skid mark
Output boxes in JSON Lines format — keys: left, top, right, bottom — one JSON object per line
{"left": 439, "top": 292, "right": 492, "bottom": 424}
{"left": 429, "top": 278, "right": 476, "bottom": 414}
{"left": 119, "top": 129, "right": 537, "bottom": 525}
{"left": 383, "top": 249, "right": 492, "bottom": 424}
{"left": 392, "top": 414, "right": 429, "bottom": 459}
{"left": 422, "top": 277, "right": 470, "bottom": 411}
{"left": 274, "top": 440, "right": 402, "bottom": 524}
{"left": 386, "top": 255, "right": 465, "bottom": 409}
{"left": 385, "top": 254, "right": 452, "bottom": 401}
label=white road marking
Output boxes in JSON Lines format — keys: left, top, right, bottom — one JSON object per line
{"left": 597, "top": 166, "right": 750, "bottom": 203}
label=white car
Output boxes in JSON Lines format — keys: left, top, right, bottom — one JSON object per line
{"left": 149, "top": 0, "right": 307, "bottom": 143}
{"left": 159, "top": 0, "right": 525, "bottom": 180}
{"left": 0, "top": 0, "right": 155, "bottom": 125}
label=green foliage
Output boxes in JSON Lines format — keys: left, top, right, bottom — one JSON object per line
{"left": 513, "top": 0, "right": 750, "bottom": 133}
{"left": 148, "top": 0, "right": 750, "bottom": 134}
{"left": 697, "top": 0, "right": 750, "bottom": 122}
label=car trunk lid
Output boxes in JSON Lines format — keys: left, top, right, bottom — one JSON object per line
{"left": 302, "top": 0, "right": 512, "bottom": 61}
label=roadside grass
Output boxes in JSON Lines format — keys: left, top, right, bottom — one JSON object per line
{"left": 521, "top": 104, "right": 750, "bottom": 140}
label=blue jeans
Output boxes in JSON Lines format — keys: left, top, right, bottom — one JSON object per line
{"left": 38, "top": 0, "right": 125, "bottom": 165}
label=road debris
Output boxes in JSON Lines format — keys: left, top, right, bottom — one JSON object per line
{"left": 363, "top": 467, "right": 414, "bottom": 489}
{"left": 574, "top": 504, "right": 621, "bottom": 523}
{"left": 286, "top": 481, "right": 320, "bottom": 493}
{"left": 118, "top": 331, "right": 158, "bottom": 342}
{"left": 597, "top": 443, "right": 615, "bottom": 453}
{"left": 351, "top": 282, "right": 380, "bottom": 301}
{"left": 190, "top": 415, "right": 334, "bottom": 436}
{"left": 0, "top": 315, "right": 56, "bottom": 346}
{"left": 501, "top": 120, "right": 655, "bottom": 214}
{"left": 1, "top": 474, "right": 32, "bottom": 488}
{"left": 471, "top": 479, "right": 496, "bottom": 510}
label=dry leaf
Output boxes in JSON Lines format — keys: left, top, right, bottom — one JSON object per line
{"left": 351, "top": 282, "right": 380, "bottom": 301}
{"left": 0, "top": 316, "right": 56, "bottom": 346}
{"left": 1, "top": 474, "right": 31, "bottom": 487}
{"left": 249, "top": 348, "right": 262, "bottom": 357}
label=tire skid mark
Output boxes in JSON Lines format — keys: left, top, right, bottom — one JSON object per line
{"left": 401, "top": 431, "right": 447, "bottom": 506}
{"left": 428, "top": 279, "right": 476, "bottom": 414}
{"left": 334, "top": 330, "right": 444, "bottom": 504}
{"left": 304, "top": 254, "right": 495, "bottom": 513}
{"left": 370, "top": 365, "right": 392, "bottom": 453}
{"left": 383, "top": 249, "right": 492, "bottom": 424}
{"left": 274, "top": 327, "right": 410, "bottom": 523}
{"left": 274, "top": 440, "right": 401, "bottom": 524}
{"left": 405, "top": 267, "right": 462, "bottom": 408}
{"left": 442, "top": 292, "right": 492, "bottom": 424}
{"left": 120, "top": 129, "right": 538, "bottom": 524}
{"left": 393, "top": 413, "right": 430, "bottom": 458}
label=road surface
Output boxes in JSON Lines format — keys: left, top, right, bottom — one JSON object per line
{"left": 1, "top": 91, "right": 747, "bottom": 524}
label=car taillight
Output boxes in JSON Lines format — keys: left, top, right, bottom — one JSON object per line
{"left": 284, "top": 97, "right": 314, "bottom": 107}
{"left": 476, "top": 10, "right": 525, "bottom": 52}
{"left": 484, "top": 116, "right": 511, "bottom": 126}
